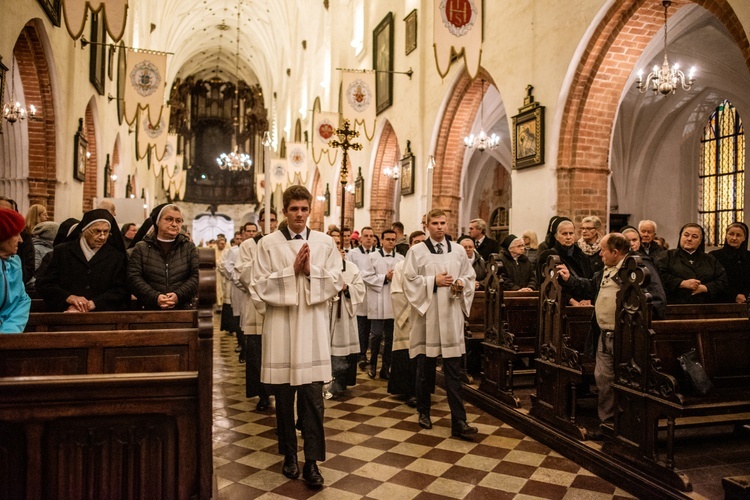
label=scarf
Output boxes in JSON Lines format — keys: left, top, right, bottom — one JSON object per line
{"left": 577, "top": 236, "right": 601, "bottom": 256}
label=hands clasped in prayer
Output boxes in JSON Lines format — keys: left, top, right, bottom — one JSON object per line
{"left": 157, "top": 292, "right": 179, "bottom": 309}
{"left": 680, "top": 278, "right": 708, "bottom": 296}
{"left": 294, "top": 242, "right": 311, "bottom": 276}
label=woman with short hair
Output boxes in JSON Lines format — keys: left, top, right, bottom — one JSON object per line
{"left": 577, "top": 215, "right": 603, "bottom": 274}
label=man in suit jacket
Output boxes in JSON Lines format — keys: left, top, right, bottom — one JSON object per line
{"left": 469, "top": 218, "right": 499, "bottom": 262}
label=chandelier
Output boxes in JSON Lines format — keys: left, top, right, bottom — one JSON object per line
{"left": 2, "top": 57, "right": 37, "bottom": 124}
{"left": 464, "top": 79, "right": 499, "bottom": 152}
{"left": 383, "top": 164, "right": 400, "bottom": 179}
{"left": 635, "top": 0, "right": 695, "bottom": 96}
{"left": 216, "top": 0, "right": 251, "bottom": 171}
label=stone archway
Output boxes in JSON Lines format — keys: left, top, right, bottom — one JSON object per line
{"left": 557, "top": 0, "right": 750, "bottom": 225}
{"left": 83, "top": 98, "right": 99, "bottom": 211}
{"left": 3, "top": 21, "right": 57, "bottom": 216}
{"left": 432, "top": 68, "right": 495, "bottom": 237}
{"left": 369, "top": 121, "right": 400, "bottom": 236}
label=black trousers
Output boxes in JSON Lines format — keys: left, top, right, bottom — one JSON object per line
{"left": 369, "top": 319, "right": 394, "bottom": 375}
{"left": 356, "top": 315, "right": 371, "bottom": 359}
{"left": 415, "top": 355, "right": 466, "bottom": 428}
{"left": 272, "top": 382, "right": 325, "bottom": 461}
{"left": 245, "top": 335, "right": 270, "bottom": 399}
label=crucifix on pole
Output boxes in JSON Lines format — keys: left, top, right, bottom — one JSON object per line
{"left": 329, "top": 119, "right": 362, "bottom": 250}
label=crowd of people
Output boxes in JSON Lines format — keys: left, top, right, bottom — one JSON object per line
{"left": 2, "top": 190, "right": 748, "bottom": 487}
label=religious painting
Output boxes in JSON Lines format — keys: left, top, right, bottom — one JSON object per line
{"left": 355, "top": 167, "right": 365, "bottom": 208}
{"left": 89, "top": 11, "right": 106, "bottom": 96}
{"left": 373, "top": 12, "right": 394, "bottom": 114}
{"left": 0, "top": 56, "right": 7, "bottom": 135}
{"left": 512, "top": 89, "right": 545, "bottom": 169}
{"left": 404, "top": 9, "right": 417, "bottom": 55}
{"left": 400, "top": 150, "right": 415, "bottom": 196}
{"left": 37, "top": 0, "right": 62, "bottom": 27}
{"left": 74, "top": 119, "right": 88, "bottom": 182}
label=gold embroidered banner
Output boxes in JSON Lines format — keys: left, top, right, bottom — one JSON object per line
{"left": 286, "top": 142, "right": 308, "bottom": 184}
{"left": 311, "top": 111, "right": 340, "bottom": 166}
{"left": 341, "top": 71, "right": 376, "bottom": 141}
{"left": 63, "top": 0, "right": 128, "bottom": 42}
{"left": 136, "top": 106, "right": 169, "bottom": 161}
{"left": 124, "top": 49, "right": 167, "bottom": 126}
{"left": 269, "top": 158, "right": 288, "bottom": 190}
{"left": 433, "top": 0, "right": 483, "bottom": 79}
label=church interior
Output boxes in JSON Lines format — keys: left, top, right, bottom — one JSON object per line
{"left": 2, "top": 0, "right": 750, "bottom": 498}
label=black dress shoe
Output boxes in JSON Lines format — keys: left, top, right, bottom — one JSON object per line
{"left": 379, "top": 371, "right": 389, "bottom": 380}
{"left": 418, "top": 413, "right": 433, "bottom": 429}
{"left": 256, "top": 398, "right": 269, "bottom": 412}
{"left": 234, "top": 345, "right": 242, "bottom": 353}
{"left": 358, "top": 359, "right": 369, "bottom": 370}
{"left": 452, "top": 420, "right": 478, "bottom": 439}
{"left": 302, "top": 460, "right": 324, "bottom": 487}
{"left": 282, "top": 455, "right": 299, "bottom": 479}
{"left": 405, "top": 396, "right": 417, "bottom": 408}
{"left": 238, "top": 353, "right": 246, "bottom": 363}
{"left": 367, "top": 367, "right": 376, "bottom": 379}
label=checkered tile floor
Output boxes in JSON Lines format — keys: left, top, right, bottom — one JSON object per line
{"left": 212, "top": 325, "right": 634, "bottom": 499}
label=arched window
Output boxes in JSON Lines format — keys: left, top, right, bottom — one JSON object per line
{"left": 699, "top": 100, "right": 745, "bottom": 246}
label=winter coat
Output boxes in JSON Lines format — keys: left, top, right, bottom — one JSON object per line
{"left": 497, "top": 250, "right": 538, "bottom": 290}
{"left": 36, "top": 239, "right": 130, "bottom": 312}
{"left": 128, "top": 232, "right": 199, "bottom": 309}
{"left": 0, "top": 255, "right": 31, "bottom": 332}
{"left": 657, "top": 249, "right": 728, "bottom": 304}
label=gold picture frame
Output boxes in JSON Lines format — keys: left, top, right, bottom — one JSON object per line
{"left": 404, "top": 9, "right": 417, "bottom": 55}
{"left": 73, "top": 118, "right": 88, "bottom": 182}
{"left": 355, "top": 167, "right": 365, "bottom": 208}
{"left": 400, "top": 140, "right": 415, "bottom": 196}
{"left": 373, "top": 12, "right": 394, "bottom": 114}
{"left": 512, "top": 86, "right": 545, "bottom": 170}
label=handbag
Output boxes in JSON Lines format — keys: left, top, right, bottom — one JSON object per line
{"left": 677, "top": 348, "right": 714, "bottom": 396}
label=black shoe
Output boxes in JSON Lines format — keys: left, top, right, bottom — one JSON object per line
{"left": 405, "top": 396, "right": 417, "bottom": 408}
{"left": 587, "top": 428, "right": 604, "bottom": 441}
{"left": 367, "top": 367, "right": 376, "bottom": 379}
{"left": 234, "top": 345, "right": 242, "bottom": 353}
{"left": 418, "top": 413, "right": 433, "bottom": 429}
{"left": 358, "top": 359, "right": 369, "bottom": 371}
{"left": 452, "top": 420, "right": 478, "bottom": 439}
{"left": 238, "top": 353, "right": 246, "bottom": 363}
{"left": 379, "top": 370, "right": 389, "bottom": 380}
{"left": 282, "top": 455, "right": 299, "bottom": 479}
{"left": 256, "top": 398, "right": 269, "bottom": 412}
{"left": 302, "top": 460, "right": 324, "bottom": 487}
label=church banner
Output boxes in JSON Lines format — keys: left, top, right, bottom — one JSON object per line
{"left": 433, "top": 0, "right": 483, "bottom": 79}
{"left": 153, "top": 132, "right": 177, "bottom": 177}
{"left": 270, "top": 158, "right": 288, "bottom": 190}
{"left": 62, "top": 0, "right": 129, "bottom": 42}
{"left": 136, "top": 106, "right": 169, "bottom": 161}
{"left": 311, "top": 111, "right": 340, "bottom": 166}
{"left": 124, "top": 49, "right": 167, "bottom": 127}
{"left": 286, "top": 142, "right": 308, "bottom": 184}
{"left": 256, "top": 173, "right": 265, "bottom": 202}
{"left": 341, "top": 71, "right": 376, "bottom": 141}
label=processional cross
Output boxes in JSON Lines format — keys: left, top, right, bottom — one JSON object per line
{"left": 329, "top": 119, "right": 362, "bottom": 250}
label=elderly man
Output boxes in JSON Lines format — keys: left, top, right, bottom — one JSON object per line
{"left": 404, "top": 209, "right": 477, "bottom": 438}
{"left": 468, "top": 218, "right": 499, "bottom": 262}
{"left": 638, "top": 220, "right": 664, "bottom": 257}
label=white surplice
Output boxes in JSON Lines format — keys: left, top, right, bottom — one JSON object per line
{"left": 346, "top": 245, "right": 373, "bottom": 316}
{"left": 361, "top": 249, "right": 404, "bottom": 319}
{"left": 222, "top": 245, "right": 244, "bottom": 312}
{"left": 403, "top": 240, "right": 475, "bottom": 359}
{"left": 235, "top": 237, "right": 263, "bottom": 334}
{"left": 330, "top": 260, "right": 365, "bottom": 356}
{"left": 250, "top": 228, "right": 344, "bottom": 386}
{"left": 390, "top": 260, "right": 412, "bottom": 352}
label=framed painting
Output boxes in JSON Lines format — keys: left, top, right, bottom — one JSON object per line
{"left": 355, "top": 167, "right": 365, "bottom": 208}
{"left": 373, "top": 12, "right": 393, "bottom": 114}
{"left": 404, "top": 9, "right": 417, "bottom": 55}
{"left": 74, "top": 119, "right": 88, "bottom": 182}
{"left": 324, "top": 184, "right": 331, "bottom": 216}
{"left": 400, "top": 142, "right": 415, "bottom": 196}
{"left": 0, "top": 56, "right": 7, "bottom": 135}
{"left": 512, "top": 87, "right": 545, "bottom": 169}
{"left": 89, "top": 11, "right": 106, "bottom": 95}
{"left": 37, "top": 0, "right": 62, "bottom": 27}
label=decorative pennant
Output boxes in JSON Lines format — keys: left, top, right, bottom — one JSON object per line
{"left": 63, "top": 0, "right": 129, "bottom": 42}
{"left": 311, "top": 111, "right": 340, "bottom": 166}
{"left": 256, "top": 173, "right": 265, "bottom": 202}
{"left": 433, "top": 0, "right": 483, "bottom": 79}
{"left": 286, "top": 142, "right": 308, "bottom": 184}
{"left": 124, "top": 49, "right": 167, "bottom": 126}
{"left": 270, "top": 158, "right": 288, "bottom": 190}
{"left": 136, "top": 107, "right": 169, "bottom": 160}
{"left": 341, "top": 71, "right": 376, "bottom": 141}
{"left": 153, "top": 133, "right": 177, "bottom": 177}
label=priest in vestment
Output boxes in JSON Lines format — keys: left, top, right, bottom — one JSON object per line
{"left": 403, "top": 209, "right": 478, "bottom": 439}
{"left": 250, "top": 185, "right": 343, "bottom": 487}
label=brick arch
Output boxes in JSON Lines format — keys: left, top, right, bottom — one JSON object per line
{"left": 83, "top": 99, "right": 99, "bottom": 211}
{"left": 432, "top": 68, "right": 495, "bottom": 237}
{"left": 369, "top": 121, "right": 400, "bottom": 236}
{"left": 14, "top": 21, "right": 56, "bottom": 217}
{"left": 557, "top": 0, "right": 750, "bottom": 224}
{"left": 309, "top": 166, "right": 325, "bottom": 232}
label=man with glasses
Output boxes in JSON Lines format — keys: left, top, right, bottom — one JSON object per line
{"left": 361, "top": 229, "right": 404, "bottom": 379}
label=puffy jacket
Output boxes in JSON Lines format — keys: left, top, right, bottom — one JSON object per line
{"left": 128, "top": 233, "right": 199, "bottom": 309}
{"left": 1, "top": 255, "right": 31, "bottom": 332}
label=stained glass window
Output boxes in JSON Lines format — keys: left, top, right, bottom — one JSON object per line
{"left": 699, "top": 100, "right": 744, "bottom": 246}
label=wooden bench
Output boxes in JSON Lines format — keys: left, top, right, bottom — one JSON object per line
{"left": 0, "top": 247, "right": 217, "bottom": 499}
{"left": 603, "top": 255, "right": 750, "bottom": 492}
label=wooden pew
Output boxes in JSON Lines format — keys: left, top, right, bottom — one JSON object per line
{"left": 1, "top": 246, "right": 217, "bottom": 499}
{"left": 604, "top": 256, "right": 750, "bottom": 492}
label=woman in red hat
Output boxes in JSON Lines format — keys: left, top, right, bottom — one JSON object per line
{"left": 0, "top": 208, "right": 31, "bottom": 332}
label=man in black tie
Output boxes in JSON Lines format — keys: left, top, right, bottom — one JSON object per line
{"left": 468, "top": 218, "right": 499, "bottom": 262}
{"left": 347, "top": 227, "right": 376, "bottom": 368}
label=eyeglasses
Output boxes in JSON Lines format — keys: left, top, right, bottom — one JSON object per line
{"left": 85, "top": 228, "right": 110, "bottom": 237}
{"left": 581, "top": 227, "right": 596, "bottom": 231}
{"left": 162, "top": 216, "right": 183, "bottom": 225}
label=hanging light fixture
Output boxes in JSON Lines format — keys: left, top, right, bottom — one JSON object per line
{"left": 2, "top": 57, "right": 37, "bottom": 124}
{"left": 635, "top": 0, "right": 696, "bottom": 96}
{"left": 464, "top": 79, "right": 499, "bottom": 152}
{"left": 216, "top": 0, "right": 252, "bottom": 171}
